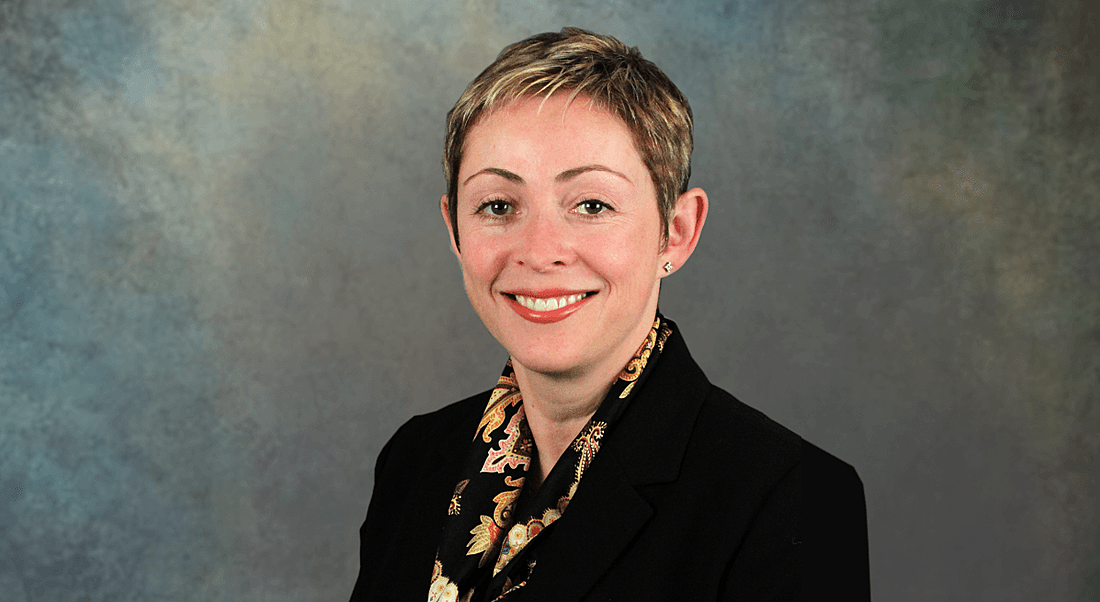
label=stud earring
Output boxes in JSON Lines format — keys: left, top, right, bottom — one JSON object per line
{"left": 663, "top": 261, "right": 674, "bottom": 273}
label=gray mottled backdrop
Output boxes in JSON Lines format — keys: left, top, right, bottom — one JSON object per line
{"left": 1, "top": 0, "right": 1097, "bottom": 600}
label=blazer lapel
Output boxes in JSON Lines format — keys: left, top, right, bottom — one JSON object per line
{"left": 515, "top": 323, "right": 711, "bottom": 600}
{"left": 608, "top": 323, "right": 710, "bottom": 487}
{"left": 519, "top": 451, "right": 653, "bottom": 601}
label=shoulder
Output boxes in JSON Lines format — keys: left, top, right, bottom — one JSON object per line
{"left": 685, "top": 386, "right": 869, "bottom": 598}
{"left": 667, "top": 383, "right": 803, "bottom": 502}
{"left": 695, "top": 385, "right": 802, "bottom": 466}
{"left": 693, "top": 387, "right": 870, "bottom": 599}
{"left": 390, "top": 391, "right": 488, "bottom": 441}
{"left": 377, "top": 390, "right": 488, "bottom": 471}
{"left": 689, "top": 384, "right": 862, "bottom": 500}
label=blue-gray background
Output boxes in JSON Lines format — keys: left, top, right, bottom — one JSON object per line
{"left": 1, "top": 0, "right": 1097, "bottom": 600}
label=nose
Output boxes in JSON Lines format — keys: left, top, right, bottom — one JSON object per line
{"left": 514, "top": 210, "right": 573, "bottom": 271}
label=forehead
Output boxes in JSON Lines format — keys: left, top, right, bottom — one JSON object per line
{"left": 459, "top": 94, "right": 646, "bottom": 178}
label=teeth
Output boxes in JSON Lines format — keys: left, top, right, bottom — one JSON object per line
{"left": 514, "top": 293, "right": 588, "bottom": 312}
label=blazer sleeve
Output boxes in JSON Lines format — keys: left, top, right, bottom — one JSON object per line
{"left": 718, "top": 441, "right": 871, "bottom": 602}
{"left": 801, "top": 441, "right": 871, "bottom": 601}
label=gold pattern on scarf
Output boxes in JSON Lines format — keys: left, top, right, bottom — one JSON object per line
{"left": 448, "top": 480, "right": 470, "bottom": 516}
{"left": 657, "top": 322, "right": 671, "bottom": 351}
{"left": 617, "top": 317, "right": 662, "bottom": 398}
{"left": 467, "top": 475, "right": 525, "bottom": 567}
{"left": 571, "top": 421, "right": 606, "bottom": 482}
{"left": 481, "top": 407, "right": 533, "bottom": 474}
{"left": 476, "top": 367, "right": 522, "bottom": 443}
{"left": 428, "top": 561, "right": 466, "bottom": 602}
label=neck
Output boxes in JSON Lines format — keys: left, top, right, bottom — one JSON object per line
{"left": 514, "top": 366, "right": 611, "bottom": 483}
{"left": 511, "top": 313, "right": 657, "bottom": 483}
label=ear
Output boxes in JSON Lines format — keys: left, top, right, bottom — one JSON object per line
{"left": 440, "top": 194, "right": 461, "bottom": 258}
{"left": 660, "top": 187, "right": 708, "bottom": 277}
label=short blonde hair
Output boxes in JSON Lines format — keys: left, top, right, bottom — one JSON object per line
{"left": 443, "top": 27, "right": 694, "bottom": 249}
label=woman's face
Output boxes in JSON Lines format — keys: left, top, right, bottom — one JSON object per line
{"left": 443, "top": 94, "right": 668, "bottom": 377}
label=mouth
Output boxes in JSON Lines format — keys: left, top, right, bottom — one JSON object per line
{"left": 505, "top": 291, "right": 595, "bottom": 311}
{"left": 501, "top": 290, "right": 598, "bottom": 324}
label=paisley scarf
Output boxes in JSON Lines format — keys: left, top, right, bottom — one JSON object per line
{"left": 428, "top": 314, "right": 673, "bottom": 602}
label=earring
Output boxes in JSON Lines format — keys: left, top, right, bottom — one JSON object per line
{"left": 663, "top": 261, "right": 674, "bottom": 273}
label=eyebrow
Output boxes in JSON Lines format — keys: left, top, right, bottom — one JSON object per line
{"left": 462, "top": 164, "right": 632, "bottom": 186}
{"left": 463, "top": 167, "right": 524, "bottom": 186}
{"left": 556, "top": 164, "right": 631, "bottom": 183}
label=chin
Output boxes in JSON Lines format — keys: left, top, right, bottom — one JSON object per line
{"left": 492, "top": 329, "right": 592, "bottom": 378}
{"left": 509, "top": 352, "right": 589, "bottom": 378}
{"left": 500, "top": 340, "right": 579, "bottom": 374}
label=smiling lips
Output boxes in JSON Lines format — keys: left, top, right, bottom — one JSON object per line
{"left": 504, "top": 291, "right": 596, "bottom": 324}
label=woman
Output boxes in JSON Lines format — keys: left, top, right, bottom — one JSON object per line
{"left": 351, "top": 28, "right": 869, "bottom": 601}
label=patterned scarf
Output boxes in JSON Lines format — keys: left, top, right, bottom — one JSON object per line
{"left": 428, "top": 315, "right": 673, "bottom": 602}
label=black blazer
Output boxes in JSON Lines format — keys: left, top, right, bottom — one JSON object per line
{"left": 351, "top": 325, "right": 870, "bottom": 601}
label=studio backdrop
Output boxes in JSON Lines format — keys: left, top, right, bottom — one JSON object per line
{"left": 1, "top": 0, "right": 1097, "bottom": 600}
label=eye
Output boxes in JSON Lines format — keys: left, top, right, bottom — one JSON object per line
{"left": 576, "top": 199, "right": 612, "bottom": 215}
{"left": 476, "top": 199, "right": 513, "bottom": 216}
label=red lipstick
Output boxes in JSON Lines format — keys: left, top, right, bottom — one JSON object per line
{"left": 504, "top": 291, "right": 595, "bottom": 324}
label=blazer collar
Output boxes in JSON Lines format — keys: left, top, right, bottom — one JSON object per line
{"left": 605, "top": 320, "right": 710, "bottom": 485}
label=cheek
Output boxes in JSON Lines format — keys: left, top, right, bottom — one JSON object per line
{"left": 458, "top": 236, "right": 506, "bottom": 289}
{"left": 583, "top": 227, "right": 660, "bottom": 288}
